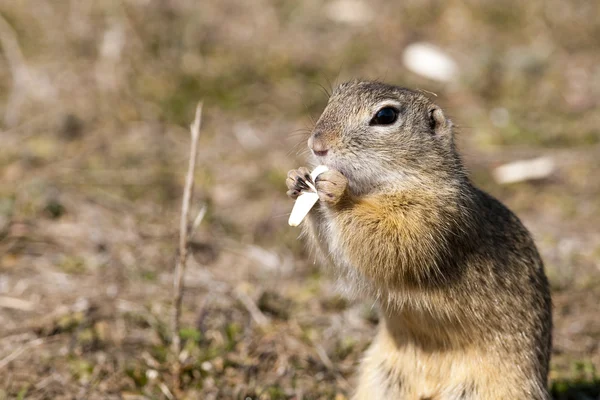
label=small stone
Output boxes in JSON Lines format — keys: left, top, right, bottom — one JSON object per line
{"left": 493, "top": 157, "right": 556, "bottom": 184}
{"left": 403, "top": 42, "right": 459, "bottom": 83}
{"left": 201, "top": 361, "right": 213, "bottom": 371}
{"left": 146, "top": 369, "right": 158, "bottom": 380}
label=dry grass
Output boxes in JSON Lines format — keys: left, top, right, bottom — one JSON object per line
{"left": 0, "top": 1, "right": 599, "bottom": 399}
{"left": 171, "top": 103, "right": 204, "bottom": 392}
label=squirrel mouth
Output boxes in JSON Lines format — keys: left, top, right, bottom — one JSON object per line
{"left": 313, "top": 152, "right": 351, "bottom": 183}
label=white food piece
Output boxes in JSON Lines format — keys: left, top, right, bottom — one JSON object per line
{"left": 288, "top": 165, "right": 330, "bottom": 227}
{"left": 310, "top": 165, "right": 330, "bottom": 181}
{"left": 288, "top": 192, "right": 320, "bottom": 227}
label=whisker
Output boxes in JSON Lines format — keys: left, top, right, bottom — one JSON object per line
{"left": 296, "top": 148, "right": 311, "bottom": 157}
{"left": 287, "top": 130, "right": 311, "bottom": 138}
{"left": 333, "top": 61, "right": 345, "bottom": 89}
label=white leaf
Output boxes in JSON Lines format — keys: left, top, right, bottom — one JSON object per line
{"left": 288, "top": 165, "right": 329, "bottom": 227}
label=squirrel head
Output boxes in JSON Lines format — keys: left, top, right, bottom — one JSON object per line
{"left": 309, "top": 80, "right": 464, "bottom": 195}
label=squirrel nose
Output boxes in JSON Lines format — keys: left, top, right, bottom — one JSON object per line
{"left": 308, "top": 135, "right": 329, "bottom": 157}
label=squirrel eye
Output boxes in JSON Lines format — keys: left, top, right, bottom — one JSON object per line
{"left": 370, "top": 107, "right": 398, "bottom": 125}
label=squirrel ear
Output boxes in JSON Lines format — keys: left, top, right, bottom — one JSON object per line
{"left": 429, "top": 107, "right": 453, "bottom": 137}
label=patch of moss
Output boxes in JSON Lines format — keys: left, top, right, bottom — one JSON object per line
{"left": 334, "top": 337, "right": 356, "bottom": 361}
{"left": 125, "top": 365, "right": 149, "bottom": 388}
{"left": 58, "top": 255, "right": 87, "bottom": 275}
{"left": 179, "top": 327, "right": 202, "bottom": 343}
{"left": 57, "top": 311, "right": 86, "bottom": 333}
{"left": 69, "top": 358, "right": 94, "bottom": 383}
{"left": 224, "top": 322, "right": 241, "bottom": 351}
{"left": 551, "top": 360, "right": 600, "bottom": 399}
{"left": 16, "top": 386, "right": 29, "bottom": 400}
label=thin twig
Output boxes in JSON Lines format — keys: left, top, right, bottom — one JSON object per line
{"left": 235, "top": 290, "right": 270, "bottom": 327}
{"left": 0, "top": 13, "right": 29, "bottom": 126}
{"left": 0, "top": 296, "right": 35, "bottom": 311}
{"left": 190, "top": 204, "right": 207, "bottom": 237}
{"left": 159, "top": 382, "right": 175, "bottom": 400}
{"left": 171, "top": 103, "right": 203, "bottom": 390}
{"left": 0, "top": 338, "right": 45, "bottom": 370}
{"left": 313, "top": 342, "right": 334, "bottom": 370}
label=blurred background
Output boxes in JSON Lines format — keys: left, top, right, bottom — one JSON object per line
{"left": 0, "top": 1, "right": 599, "bottom": 399}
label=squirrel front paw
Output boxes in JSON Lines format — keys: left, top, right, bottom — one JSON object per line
{"left": 316, "top": 170, "right": 348, "bottom": 205}
{"left": 286, "top": 167, "right": 313, "bottom": 199}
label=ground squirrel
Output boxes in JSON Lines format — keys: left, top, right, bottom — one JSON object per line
{"left": 286, "top": 81, "right": 552, "bottom": 399}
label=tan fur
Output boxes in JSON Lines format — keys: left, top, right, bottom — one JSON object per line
{"left": 286, "top": 81, "right": 552, "bottom": 400}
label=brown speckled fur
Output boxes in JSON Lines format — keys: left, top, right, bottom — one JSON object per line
{"left": 286, "top": 81, "right": 552, "bottom": 399}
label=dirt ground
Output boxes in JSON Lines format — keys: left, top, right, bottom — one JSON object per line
{"left": 1, "top": 1, "right": 599, "bottom": 399}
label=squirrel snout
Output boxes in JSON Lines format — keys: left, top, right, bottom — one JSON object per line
{"left": 308, "top": 135, "right": 329, "bottom": 157}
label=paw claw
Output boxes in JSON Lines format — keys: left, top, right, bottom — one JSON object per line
{"left": 286, "top": 167, "right": 315, "bottom": 199}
